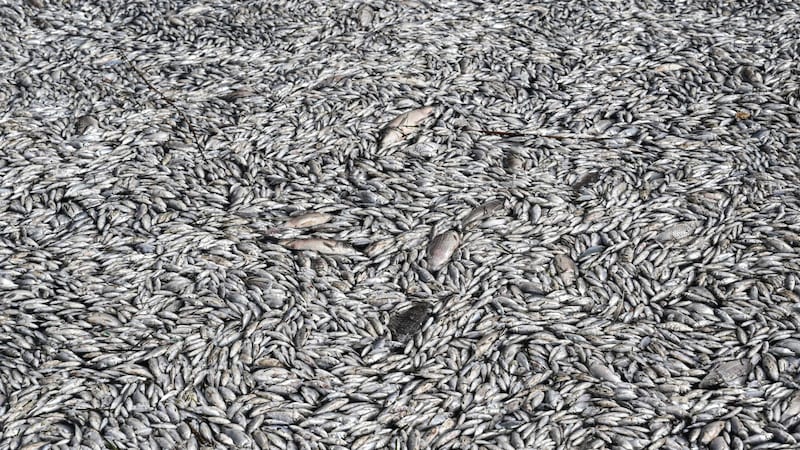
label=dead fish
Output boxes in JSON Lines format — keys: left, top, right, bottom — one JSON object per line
{"left": 278, "top": 238, "right": 359, "bottom": 256}
{"left": 553, "top": 254, "right": 577, "bottom": 285}
{"left": 284, "top": 212, "right": 332, "bottom": 229}
{"left": 358, "top": 4, "right": 374, "bottom": 27}
{"left": 700, "top": 421, "right": 726, "bottom": 445}
{"left": 379, "top": 106, "right": 435, "bottom": 149}
{"left": 365, "top": 238, "right": 394, "bottom": 258}
{"left": 75, "top": 115, "right": 98, "bottom": 135}
{"left": 387, "top": 303, "right": 431, "bottom": 343}
{"left": 427, "top": 231, "right": 459, "bottom": 271}
{"left": 503, "top": 153, "right": 524, "bottom": 172}
{"left": 462, "top": 199, "right": 505, "bottom": 228}
{"left": 656, "top": 221, "right": 701, "bottom": 242}
{"left": 700, "top": 359, "right": 752, "bottom": 388}
{"left": 571, "top": 171, "right": 600, "bottom": 191}
{"left": 654, "top": 63, "right": 683, "bottom": 73}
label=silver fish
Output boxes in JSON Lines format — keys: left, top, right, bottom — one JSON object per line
{"left": 283, "top": 212, "right": 332, "bottom": 229}
{"left": 279, "top": 238, "right": 359, "bottom": 256}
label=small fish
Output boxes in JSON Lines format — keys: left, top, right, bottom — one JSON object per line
{"left": 283, "top": 212, "right": 332, "bottom": 229}
{"left": 379, "top": 106, "right": 435, "bottom": 149}
{"left": 427, "top": 230, "right": 459, "bottom": 271}
{"left": 462, "top": 199, "right": 505, "bottom": 228}
{"left": 278, "top": 238, "right": 359, "bottom": 256}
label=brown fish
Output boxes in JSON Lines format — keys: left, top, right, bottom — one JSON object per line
{"left": 427, "top": 230, "right": 459, "bottom": 271}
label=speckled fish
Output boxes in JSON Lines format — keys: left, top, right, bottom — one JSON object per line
{"left": 379, "top": 106, "right": 435, "bottom": 149}
{"left": 427, "top": 230, "right": 459, "bottom": 271}
{"left": 283, "top": 212, "right": 332, "bottom": 229}
{"left": 462, "top": 199, "right": 505, "bottom": 228}
{"left": 388, "top": 303, "right": 431, "bottom": 342}
{"left": 655, "top": 221, "right": 701, "bottom": 242}
{"left": 278, "top": 238, "right": 359, "bottom": 256}
{"left": 700, "top": 359, "right": 751, "bottom": 388}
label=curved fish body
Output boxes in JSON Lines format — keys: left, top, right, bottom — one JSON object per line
{"left": 462, "top": 199, "right": 505, "bottom": 228}
{"left": 379, "top": 106, "right": 435, "bottom": 150}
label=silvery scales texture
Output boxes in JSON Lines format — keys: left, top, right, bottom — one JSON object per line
{"left": 1, "top": 0, "right": 800, "bottom": 449}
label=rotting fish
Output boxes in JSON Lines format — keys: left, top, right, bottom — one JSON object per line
{"left": 553, "top": 254, "right": 577, "bottom": 285}
{"left": 699, "top": 359, "right": 751, "bottom": 388}
{"left": 387, "top": 302, "right": 431, "bottom": 343}
{"left": 655, "top": 220, "right": 701, "bottom": 242}
{"left": 270, "top": 237, "right": 360, "bottom": 256}
{"left": 571, "top": 171, "right": 600, "bottom": 191}
{"left": 427, "top": 230, "right": 459, "bottom": 272}
{"left": 379, "top": 106, "right": 435, "bottom": 150}
{"left": 462, "top": 199, "right": 505, "bottom": 228}
{"left": 283, "top": 212, "right": 332, "bottom": 229}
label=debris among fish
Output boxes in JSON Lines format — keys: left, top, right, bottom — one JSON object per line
{"left": 571, "top": 171, "right": 600, "bottom": 191}
{"left": 503, "top": 153, "right": 524, "bottom": 172}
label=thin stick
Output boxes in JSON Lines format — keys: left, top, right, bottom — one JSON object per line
{"left": 119, "top": 52, "right": 209, "bottom": 164}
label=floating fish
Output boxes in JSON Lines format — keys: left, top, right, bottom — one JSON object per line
{"left": 283, "top": 212, "right": 332, "bottom": 229}
{"left": 427, "top": 230, "right": 459, "bottom": 271}
{"left": 379, "top": 106, "right": 435, "bottom": 150}
{"left": 462, "top": 199, "right": 505, "bottom": 228}
{"left": 388, "top": 303, "right": 431, "bottom": 342}
{"left": 278, "top": 238, "right": 359, "bottom": 256}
